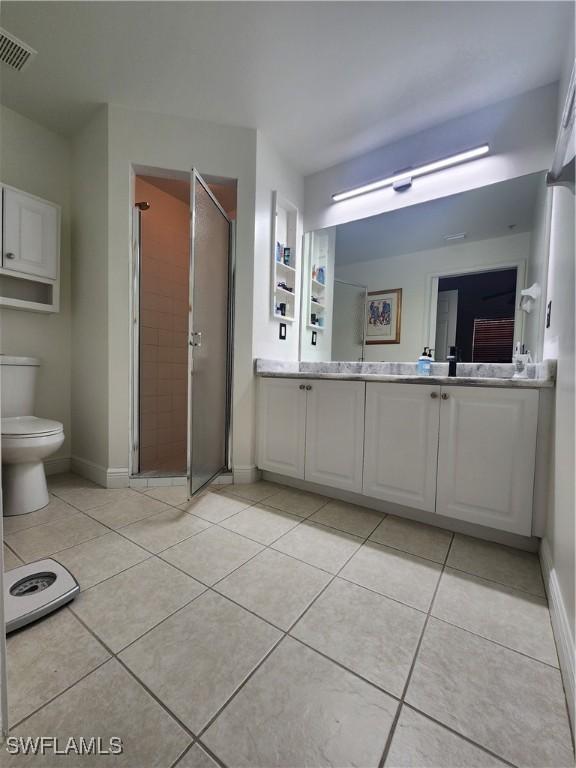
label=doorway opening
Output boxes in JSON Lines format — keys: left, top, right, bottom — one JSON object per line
{"left": 434, "top": 268, "right": 518, "bottom": 362}
{"left": 131, "top": 168, "right": 236, "bottom": 495}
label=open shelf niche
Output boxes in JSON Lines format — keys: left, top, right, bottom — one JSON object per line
{"left": 307, "top": 232, "right": 329, "bottom": 331}
{"left": 270, "top": 191, "right": 299, "bottom": 323}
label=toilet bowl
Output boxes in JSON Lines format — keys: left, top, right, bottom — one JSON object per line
{"left": 2, "top": 417, "right": 64, "bottom": 516}
{"left": 1, "top": 356, "right": 65, "bottom": 516}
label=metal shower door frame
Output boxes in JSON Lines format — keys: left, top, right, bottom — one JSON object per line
{"left": 187, "top": 168, "right": 234, "bottom": 499}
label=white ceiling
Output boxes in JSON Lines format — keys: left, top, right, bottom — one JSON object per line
{"left": 335, "top": 172, "right": 543, "bottom": 265}
{"left": 1, "top": 2, "right": 572, "bottom": 174}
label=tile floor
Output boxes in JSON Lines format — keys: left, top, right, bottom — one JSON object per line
{"left": 2, "top": 473, "right": 574, "bottom": 767}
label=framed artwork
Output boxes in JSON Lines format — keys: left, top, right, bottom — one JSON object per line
{"left": 365, "top": 288, "right": 402, "bottom": 344}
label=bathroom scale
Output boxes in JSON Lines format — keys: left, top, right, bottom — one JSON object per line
{"left": 4, "top": 559, "right": 80, "bottom": 633}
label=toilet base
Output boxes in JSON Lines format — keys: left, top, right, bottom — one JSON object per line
{"left": 2, "top": 461, "right": 50, "bottom": 516}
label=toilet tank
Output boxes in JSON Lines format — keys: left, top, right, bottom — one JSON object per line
{"left": 0, "top": 356, "right": 40, "bottom": 417}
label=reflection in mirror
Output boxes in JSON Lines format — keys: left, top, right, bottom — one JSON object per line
{"left": 300, "top": 172, "right": 549, "bottom": 364}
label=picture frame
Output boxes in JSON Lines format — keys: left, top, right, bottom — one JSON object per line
{"left": 365, "top": 288, "right": 402, "bottom": 344}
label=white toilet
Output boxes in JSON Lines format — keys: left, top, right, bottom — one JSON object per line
{"left": 1, "top": 356, "right": 64, "bottom": 516}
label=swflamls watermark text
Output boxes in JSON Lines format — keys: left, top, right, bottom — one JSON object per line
{"left": 5, "top": 736, "right": 123, "bottom": 756}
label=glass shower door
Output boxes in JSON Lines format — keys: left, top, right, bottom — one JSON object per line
{"left": 187, "top": 170, "right": 232, "bottom": 496}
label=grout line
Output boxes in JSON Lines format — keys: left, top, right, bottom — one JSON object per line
{"left": 377, "top": 532, "right": 455, "bottom": 768}
{"left": 64, "top": 607, "right": 201, "bottom": 745}
{"left": 194, "top": 738, "right": 229, "bottom": 768}
{"left": 428, "top": 614, "right": 561, "bottom": 671}
{"left": 402, "top": 702, "right": 520, "bottom": 768}
{"left": 9, "top": 651, "right": 112, "bottom": 732}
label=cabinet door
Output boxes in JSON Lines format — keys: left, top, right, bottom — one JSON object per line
{"left": 363, "top": 383, "right": 440, "bottom": 512}
{"left": 305, "top": 380, "right": 365, "bottom": 492}
{"left": 436, "top": 387, "right": 538, "bottom": 535}
{"left": 257, "top": 378, "right": 306, "bottom": 479}
{"left": 3, "top": 188, "right": 59, "bottom": 279}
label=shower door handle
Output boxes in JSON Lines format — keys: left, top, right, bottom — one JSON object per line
{"left": 190, "top": 331, "right": 202, "bottom": 348}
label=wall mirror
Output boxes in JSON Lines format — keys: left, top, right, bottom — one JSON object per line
{"left": 299, "top": 172, "right": 549, "bottom": 364}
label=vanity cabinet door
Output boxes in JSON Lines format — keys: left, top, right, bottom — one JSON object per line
{"left": 257, "top": 378, "right": 306, "bottom": 479}
{"left": 436, "top": 386, "right": 538, "bottom": 535}
{"left": 304, "top": 380, "right": 365, "bottom": 492}
{"left": 363, "top": 383, "right": 441, "bottom": 512}
{"left": 3, "top": 187, "right": 59, "bottom": 280}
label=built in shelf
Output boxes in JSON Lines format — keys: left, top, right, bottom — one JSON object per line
{"left": 271, "top": 191, "right": 299, "bottom": 325}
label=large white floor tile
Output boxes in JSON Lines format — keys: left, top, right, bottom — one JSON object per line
{"left": 118, "top": 507, "right": 211, "bottom": 553}
{"left": 308, "top": 499, "right": 384, "bottom": 538}
{"left": 120, "top": 591, "right": 281, "bottom": 732}
{"left": 447, "top": 534, "right": 545, "bottom": 596}
{"left": 5, "top": 513, "right": 108, "bottom": 563}
{"left": 216, "top": 548, "right": 331, "bottom": 629}
{"left": 7, "top": 608, "right": 109, "bottom": 726}
{"left": 432, "top": 567, "right": 558, "bottom": 665}
{"left": 370, "top": 515, "right": 452, "bottom": 564}
{"left": 203, "top": 636, "right": 398, "bottom": 768}
{"left": 71, "top": 557, "right": 205, "bottom": 652}
{"left": 220, "top": 504, "right": 301, "bottom": 545}
{"left": 385, "top": 706, "right": 507, "bottom": 767}
{"left": 406, "top": 618, "right": 573, "bottom": 768}
{"left": 292, "top": 577, "right": 425, "bottom": 696}
{"left": 340, "top": 541, "right": 442, "bottom": 611}
{"left": 272, "top": 521, "right": 362, "bottom": 574}
{"left": 8, "top": 660, "right": 191, "bottom": 767}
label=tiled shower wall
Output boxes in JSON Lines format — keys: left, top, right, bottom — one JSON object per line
{"left": 136, "top": 177, "right": 189, "bottom": 474}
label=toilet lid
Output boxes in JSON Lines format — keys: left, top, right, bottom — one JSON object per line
{"left": 2, "top": 416, "right": 63, "bottom": 438}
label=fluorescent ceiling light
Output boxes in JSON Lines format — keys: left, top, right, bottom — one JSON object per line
{"left": 332, "top": 144, "right": 490, "bottom": 202}
{"left": 444, "top": 232, "right": 467, "bottom": 241}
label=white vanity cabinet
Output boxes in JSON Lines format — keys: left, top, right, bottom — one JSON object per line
{"left": 305, "top": 380, "right": 365, "bottom": 492}
{"left": 257, "top": 378, "right": 365, "bottom": 492}
{"left": 257, "top": 376, "right": 541, "bottom": 537}
{"left": 436, "top": 386, "right": 538, "bottom": 536}
{"left": 256, "top": 378, "right": 307, "bottom": 479}
{"left": 363, "top": 383, "right": 440, "bottom": 513}
{"left": 3, "top": 187, "right": 59, "bottom": 280}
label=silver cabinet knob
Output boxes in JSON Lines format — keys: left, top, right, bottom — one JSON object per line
{"left": 305, "top": 385, "right": 312, "bottom": 391}
{"left": 5, "top": 252, "right": 15, "bottom": 259}
{"left": 441, "top": 392, "right": 449, "bottom": 400}
{"left": 299, "top": 384, "right": 306, "bottom": 390}
{"left": 430, "top": 391, "right": 438, "bottom": 399}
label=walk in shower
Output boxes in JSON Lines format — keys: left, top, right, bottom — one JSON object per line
{"left": 131, "top": 169, "right": 236, "bottom": 496}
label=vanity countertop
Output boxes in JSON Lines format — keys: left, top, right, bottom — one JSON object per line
{"left": 255, "top": 359, "right": 556, "bottom": 389}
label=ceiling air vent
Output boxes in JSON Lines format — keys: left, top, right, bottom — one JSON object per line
{"left": 0, "top": 28, "right": 36, "bottom": 72}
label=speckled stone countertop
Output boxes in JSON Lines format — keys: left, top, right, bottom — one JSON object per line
{"left": 255, "top": 359, "right": 556, "bottom": 388}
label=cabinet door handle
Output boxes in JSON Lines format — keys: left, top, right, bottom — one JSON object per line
{"left": 299, "top": 384, "right": 306, "bottom": 390}
{"left": 305, "top": 385, "right": 312, "bottom": 391}
{"left": 4, "top": 252, "right": 15, "bottom": 260}
{"left": 441, "top": 392, "right": 449, "bottom": 400}
{"left": 430, "top": 391, "right": 438, "bottom": 399}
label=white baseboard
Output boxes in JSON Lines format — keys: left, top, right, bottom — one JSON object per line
{"left": 540, "top": 537, "right": 575, "bottom": 731}
{"left": 71, "top": 457, "right": 130, "bottom": 489}
{"left": 44, "top": 457, "right": 71, "bottom": 476}
{"left": 232, "top": 465, "right": 260, "bottom": 485}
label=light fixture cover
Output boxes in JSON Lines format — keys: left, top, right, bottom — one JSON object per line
{"left": 332, "top": 144, "right": 489, "bottom": 202}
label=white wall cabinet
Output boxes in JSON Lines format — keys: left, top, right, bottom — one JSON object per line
{"left": 3, "top": 187, "right": 59, "bottom": 280}
{"left": 0, "top": 184, "right": 61, "bottom": 312}
{"left": 363, "top": 383, "right": 440, "bottom": 512}
{"left": 305, "top": 380, "right": 365, "bottom": 492}
{"left": 257, "top": 377, "right": 540, "bottom": 536}
{"left": 436, "top": 386, "right": 538, "bottom": 536}
{"left": 257, "top": 378, "right": 365, "bottom": 492}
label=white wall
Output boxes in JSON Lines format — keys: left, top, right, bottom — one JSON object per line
{"left": 541, "top": 45, "right": 575, "bottom": 729}
{"left": 106, "top": 105, "right": 258, "bottom": 479}
{"left": 524, "top": 182, "right": 552, "bottom": 360}
{"left": 0, "top": 106, "right": 72, "bottom": 464}
{"left": 336, "top": 231, "right": 530, "bottom": 362}
{"left": 71, "top": 106, "right": 110, "bottom": 472}
{"left": 304, "top": 84, "right": 558, "bottom": 233}
{"left": 253, "top": 132, "right": 304, "bottom": 361}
